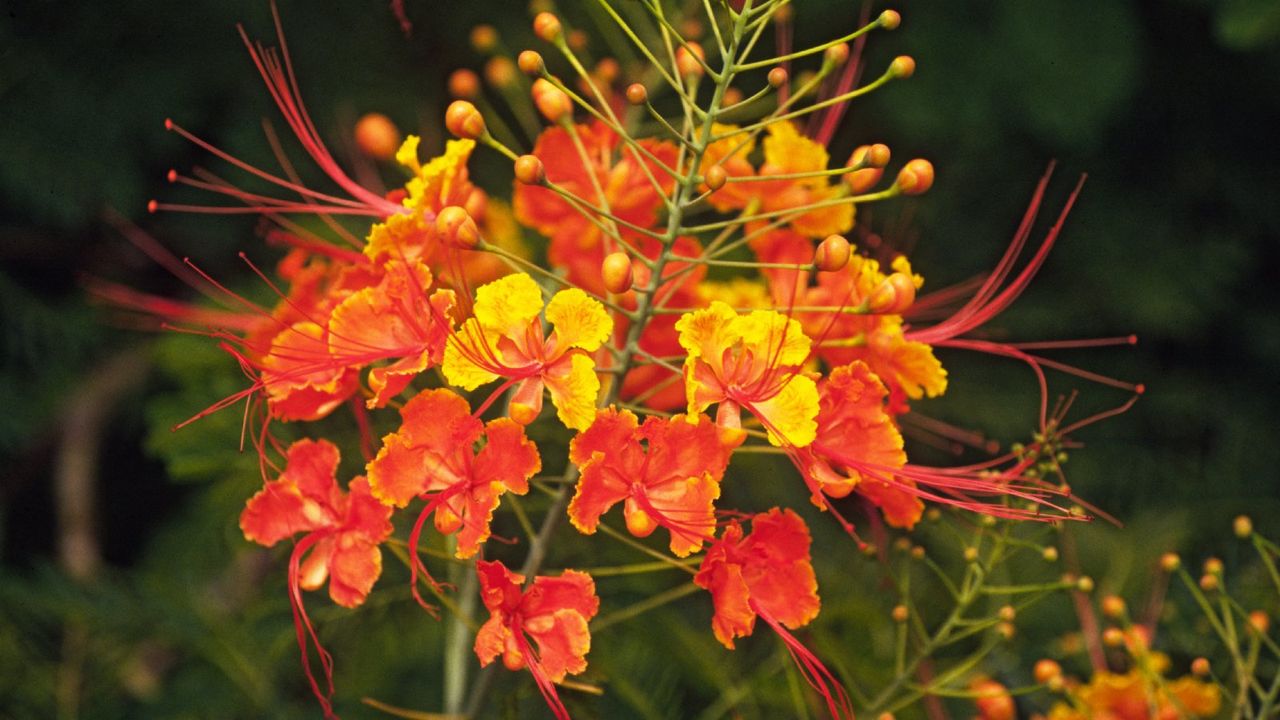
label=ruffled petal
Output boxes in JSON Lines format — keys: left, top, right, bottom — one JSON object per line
{"left": 326, "top": 537, "right": 383, "bottom": 608}
{"left": 473, "top": 273, "right": 544, "bottom": 336}
{"left": 751, "top": 373, "right": 820, "bottom": 447}
{"left": 473, "top": 417, "right": 541, "bottom": 494}
{"left": 546, "top": 288, "right": 613, "bottom": 353}
{"left": 544, "top": 352, "right": 601, "bottom": 431}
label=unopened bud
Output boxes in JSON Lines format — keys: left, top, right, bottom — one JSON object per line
{"left": 514, "top": 155, "right": 546, "bottom": 185}
{"left": 1040, "top": 546, "right": 1059, "bottom": 562}
{"left": 518, "top": 50, "right": 545, "bottom": 76}
{"left": 353, "top": 113, "right": 401, "bottom": 160}
{"left": 1160, "top": 552, "right": 1181, "bottom": 572}
{"left": 896, "top": 158, "right": 934, "bottom": 195}
{"left": 891, "top": 605, "right": 909, "bottom": 623}
{"left": 594, "top": 58, "right": 620, "bottom": 84}
{"left": 463, "top": 188, "right": 487, "bottom": 221}
{"left": 567, "top": 29, "right": 588, "bottom": 51}
{"left": 1101, "top": 595, "right": 1126, "bottom": 619}
{"left": 532, "top": 78, "right": 572, "bottom": 123}
{"left": 1077, "top": 575, "right": 1095, "bottom": 593}
{"left": 867, "top": 272, "right": 916, "bottom": 314}
{"left": 676, "top": 42, "right": 705, "bottom": 77}
{"left": 814, "top": 234, "right": 851, "bottom": 273}
{"left": 625, "top": 83, "right": 648, "bottom": 105}
{"left": 681, "top": 17, "right": 704, "bottom": 39}
{"left": 1191, "top": 657, "right": 1211, "bottom": 676}
{"left": 767, "top": 67, "right": 788, "bottom": 88}
{"left": 998, "top": 605, "right": 1016, "bottom": 623}
{"left": 824, "top": 43, "right": 850, "bottom": 66}
{"left": 1249, "top": 610, "right": 1270, "bottom": 634}
{"left": 1199, "top": 574, "right": 1219, "bottom": 592}
{"left": 879, "top": 10, "right": 901, "bottom": 30}
{"left": 444, "top": 100, "right": 486, "bottom": 139}
{"left": 997, "top": 622, "right": 1016, "bottom": 640}
{"left": 484, "top": 57, "right": 517, "bottom": 88}
{"left": 448, "top": 69, "right": 480, "bottom": 99}
{"left": 470, "top": 24, "right": 498, "bottom": 52}
{"left": 1234, "top": 515, "right": 1253, "bottom": 538}
{"left": 1204, "top": 557, "right": 1224, "bottom": 575}
{"left": 533, "top": 12, "right": 562, "bottom": 43}
{"left": 963, "top": 546, "right": 979, "bottom": 563}
{"left": 436, "top": 206, "right": 480, "bottom": 248}
{"left": 722, "top": 87, "right": 744, "bottom": 106}
{"left": 704, "top": 164, "right": 728, "bottom": 192}
{"left": 1033, "top": 659, "right": 1062, "bottom": 685}
{"left": 1102, "top": 627, "right": 1125, "bottom": 647}
{"left": 910, "top": 545, "right": 925, "bottom": 560}
{"left": 601, "top": 252, "right": 634, "bottom": 294}
{"left": 972, "top": 680, "right": 1015, "bottom": 720}
{"left": 889, "top": 55, "right": 916, "bottom": 79}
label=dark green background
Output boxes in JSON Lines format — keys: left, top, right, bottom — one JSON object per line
{"left": 2, "top": 1, "right": 1278, "bottom": 717}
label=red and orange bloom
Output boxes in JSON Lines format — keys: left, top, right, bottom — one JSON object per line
{"left": 568, "top": 408, "right": 731, "bottom": 556}
{"left": 677, "top": 301, "right": 819, "bottom": 447}
{"left": 239, "top": 438, "right": 393, "bottom": 718}
{"left": 475, "top": 560, "right": 600, "bottom": 720}
{"left": 695, "top": 508, "right": 852, "bottom": 719}
{"left": 443, "top": 273, "right": 613, "bottom": 430}
{"left": 514, "top": 121, "right": 678, "bottom": 296}
{"left": 1046, "top": 669, "right": 1220, "bottom": 720}
{"left": 703, "top": 121, "right": 854, "bottom": 239}
{"left": 801, "top": 360, "right": 922, "bottom": 528}
{"left": 367, "top": 388, "right": 539, "bottom": 561}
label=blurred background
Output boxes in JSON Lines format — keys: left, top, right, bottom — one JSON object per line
{"left": 2, "top": 0, "right": 1278, "bottom": 717}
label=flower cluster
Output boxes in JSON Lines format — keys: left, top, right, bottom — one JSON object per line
{"left": 136, "top": 1, "right": 1143, "bottom": 717}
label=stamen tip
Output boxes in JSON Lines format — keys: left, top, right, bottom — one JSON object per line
{"left": 1134, "top": 383, "right": 1146, "bottom": 395}
{"left": 1127, "top": 334, "right": 1138, "bottom": 345}
{"left": 163, "top": 118, "right": 174, "bottom": 131}
{"left": 166, "top": 169, "right": 178, "bottom": 183}
{"left": 147, "top": 199, "right": 159, "bottom": 214}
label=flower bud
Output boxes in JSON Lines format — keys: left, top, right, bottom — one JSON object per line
{"left": 1042, "top": 546, "right": 1059, "bottom": 562}
{"left": 867, "top": 272, "right": 916, "bottom": 313}
{"left": 767, "top": 67, "right": 788, "bottom": 88}
{"left": 532, "top": 78, "right": 572, "bottom": 123}
{"left": 594, "top": 58, "right": 620, "bottom": 84}
{"left": 889, "top": 55, "right": 916, "bottom": 79}
{"left": 722, "top": 87, "right": 744, "bottom": 106}
{"left": 514, "top": 155, "right": 546, "bottom": 185}
{"left": 470, "top": 24, "right": 498, "bottom": 52}
{"left": 896, "top": 158, "right": 934, "bottom": 195}
{"left": 1191, "top": 657, "right": 1211, "bottom": 676}
{"left": 518, "top": 50, "right": 546, "bottom": 76}
{"left": 601, "top": 252, "right": 634, "bottom": 294}
{"left": 567, "top": 29, "right": 588, "bottom": 51}
{"left": 444, "top": 100, "right": 486, "bottom": 139}
{"left": 1204, "top": 557, "right": 1224, "bottom": 575}
{"left": 1101, "top": 595, "right": 1126, "bottom": 619}
{"left": 485, "top": 57, "right": 517, "bottom": 88}
{"left": 1249, "top": 610, "right": 1270, "bottom": 634}
{"left": 1160, "top": 552, "right": 1181, "bottom": 572}
{"left": 436, "top": 206, "right": 480, "bottom": 249}
{"left": 1199, "top": 573, "right": 1219, "bottom": 592}
{"left": 448, "top": 69, "right": 480, "bottom": 99}
{"left": 1077, "top": 575, "right": 1095, "bottom": 593}
{"left": 1102, "top": 627, "right": 1125, "bottom": 647}
{"left": 680, "top": 17, "right": 704, "bottom": 39}
{"left": 676, "top": 42, "right": 705, "bottom": 78}
{"left": 824, "top": 43, "right": 850, "bottom": 66}
{"left": 704, "top": 164, "right": 727, "bottom": 192}
{"left": 533, "top": 12, "right": 562, "bottom": 43}
{"left": 463, "top": 188, "right": 488, "bottom": 221}
{"left": 1033, "top": 659, "right": 1062, "bottom": 685}
{"left": 891, "top": 605, "right": 909, "bottom": 623}
{"left": 1234, "top": 515, "right": 1253, "bottom": 538}
{"left": 998, "top": 605, "right": 1016, "bottom": 622}
{"left": 845, "top": 145, "right": 889, "bottom": 194}
{"left": 879, "top": 10, "right": 901, "bottom": 30}
{"left": 814, "top": 234, "right": 851, "bottom": 273}
{"left": 625, "top": 83, "right": 648, "bottom": 105}
{"left": 353, "top": 113, "right": 401, "bottom": 160}
{"left": 963, "top": 547, "right": 979, "bottom": 563}
{"left": 972, "top": 680, "right": 1014, "bottom": 720}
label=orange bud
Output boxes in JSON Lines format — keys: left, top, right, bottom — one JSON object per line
{"left": 470, "top": 24, "right": 498, "bottom": 52}
{"left": 601, "top": 252, "right": 634, "bottom": 294}
{"left": 1200, "top": 573, "right": 1220, "bottom": 592}
{"left": 1102, "top": 627, "right": 1125, "bottom": 647}
{"left": 1033, "top": 659, "right": 1062, "bottom": 684}
{"left": 353, "top": 113, "right": 401, "bottom": 160}
{"left": 532, "top": 78, "right": 572, "bottom": 123}
{"left": 518, "top": 50, "right": 545, "bottom": 76}
{"left": 436, "top": 206, "right": 480, "bottom": 249}
{"left": 868, "top": 272, "right": 916, "bottom": 313}
{"left": 889, "top": 55, "right": 916, "bottom": 79}
{"left": 1077, "top": 575, "right": 1095, "bottom": 593}
{"left": 1191, "top": 657, "right": 1211, "bottom": 676}
{"left": 998, "top": 605, "right": 1016, "bottom": 622}
{"left": 767, "top": 66, "right": 788, "bottom": 88}
{"left": 1101, "top": 595, "right": 1126, "bottom": 619}
{"left": 625, "top": 83, "right": 648, "bottom": 105}
{"left": 484, "top": 57, "right": 517, "bottom": 88}
{"left": 704, "top": 164, "right": 727, "bottom": 191}
{"left": 594, "top": 58, "right": 620, "bottom": 84}
{"left": 896, "top": 158, "right": 934, "bottom": 195}
{"left": 533, "top": 12, "right": 561, "bottom": 43}
{"left": 463, "top": 188, "right": 488, "bottom": 221}
{"left": 1249, "top": 610, "right": 1270, "bottom": 634}
{"left": 972, "top": 680, "right": 1014, "bottom": 720}
{"left": 1234, "top": 514, "right": 1253, "bottom": 538}
{"left": 879, "top": 10, "right": 901, "bottom": 30}
{"left": 567, "top": 29, "right": 588, "bottom": 51}
{"left": 676, "top": 42, "right": 705, "bottom": 77}
{"left": 448, "top": 69, "right": 480, "bottom": 99}
{"left": 1160, "top": 552, "right": 1181, "bottom": 572}
{"left": 814, "top": 234, "right": 851, "bottom": 272}
{"left": 444, "top": 100, "right": 486, "bottom": 139}
{"left": 891, "top": 605, "right": 909, "bottom": 623}
{"left": 844, "top": 144, "right": 889, "bottom": 193}
{"left": 825, "top": 43, "right": 850, "bottom": 66}
{"left": 680, "top": 18, "right": 704, "bottom": 39}
{"left": 722, "top": 87, "right": 744, "bottom": 106}
{"left": 1204, "top": 557, "right": 1224, "bottom": 575}
{"left": 514, "top": 155, "right": 546, "bottom": 185}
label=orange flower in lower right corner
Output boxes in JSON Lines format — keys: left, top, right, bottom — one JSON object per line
{"left": 694, "top": 508, "right": 853, "bottom": 720}
{"left": 475, "top": 560, "right": 600, "bottom": 720}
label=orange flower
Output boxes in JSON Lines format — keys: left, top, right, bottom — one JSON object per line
{"left": 1047, "top": 669, "right": 1221, "bottom": 720}
{"left": 514, "top": 121, "right": 677, "bottom": 296}
{"left": 367, "top": 388, "right": 539, "bottom": 560}
{"left": 677, "top": 301, "right": 819, "bottom": 447}
{"left": 239, "top": 438, "right": 393, "bottom": 718}
{"left": 443, "top": 273, "right": 612, "bottom": 430}
{"left": 568, "top": 408, "right": 731, "bottom": 556}
{"left": 694, "top": 508, "right": 853, "bottom": 719}
{"left": 475, "top": 560, "right": 599, "bottom": 720}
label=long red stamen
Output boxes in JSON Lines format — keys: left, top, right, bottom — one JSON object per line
{"left": 288, "top": 532, "right": 339, "bottom": 720}
{"left": 755, "top": 606, "right": 855, "bottom": 720}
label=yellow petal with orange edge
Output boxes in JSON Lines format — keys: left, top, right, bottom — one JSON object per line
{"left": 442, "top": 319, "right": 501, "bottom": 390}
{"left": 546, "top": 353, "right": 601, "bottom": 431}
{"left": 675, "top": 301, "right": 742, "bottom": 360}
{"left": 364, "top": 208, "right": 428, "bottom": 263}
{"left": 893, "top": 337, "right": 948, "bottom": 399}
{"left": 763, "top": 121, "right": 829, "bottom": 177}
{"left": 752, "top": 373, "right": 819, "bottom": 447}
{"left": 473, "top": 273, "right": 544, "bottom": 335}
{"left": 738, "top": 309, "right": 811, "bottom": 367}
{"left": 546, "top": 287, "right": 613, "bottom": 352}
